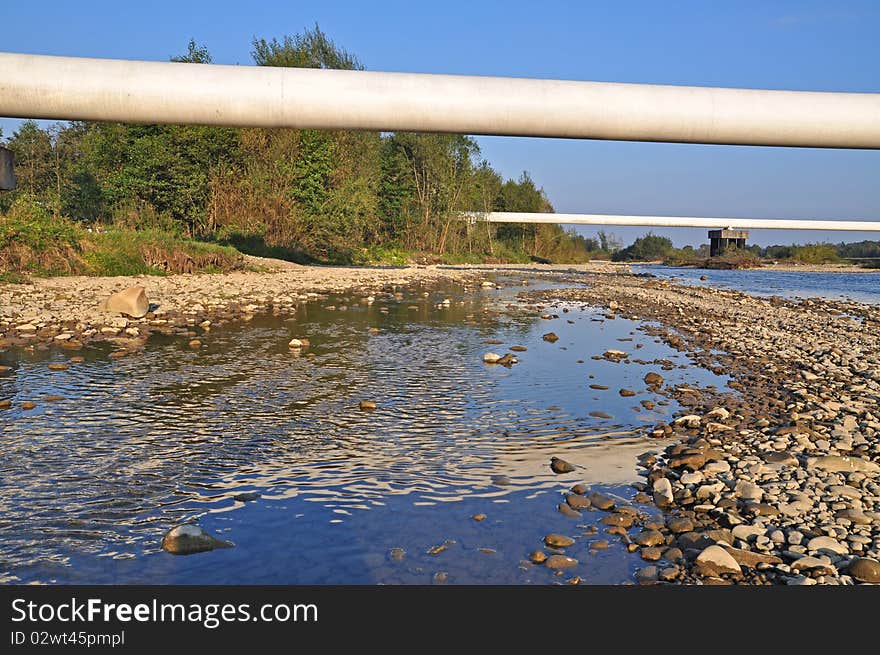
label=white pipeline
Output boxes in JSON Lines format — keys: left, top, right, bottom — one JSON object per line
{"left": 471, "top": 213, "right": 880, "bottom": 231}
{"left": 2, "top": 52, "right": 880, "bottom": 148}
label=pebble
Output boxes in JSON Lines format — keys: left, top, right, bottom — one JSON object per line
{"left": 807, "top": 536, "right": 849, "bottom": 555}
{"left": 529, "top": 550, "right": 547, "bottom": 564}
{"left": 545, "top": 555, "right": 578, "bottom": 570}
{"left": 550, "top": 457, "right": 575, "bottom": 473}
{"left": 544, "top": 533, "right": 575, "bottom": 548}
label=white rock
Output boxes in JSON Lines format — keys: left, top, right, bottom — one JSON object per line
{"left": 705, "top": 407, "right": 730, "bottom": 421}
{"left": 99, "top": 286, "right": 149, "bottom": 318}
{"left": 696, "top": 545, "right": 742, "bottom": 575}
{"left": 652, "top": 477, "right": 674, "bottom": 506}
{"left": 703, "top": 461, "right": 731, "bottom": 475}
{"left": 807, "top": 455, "right": 879, "bottom": 475}
{"left": 680, "top": 472, "right": 704, "bottom": 485}
{"left": 807, "top": 536, "right": 849, "bottom": 555}
{"left": 673, "top": 415, "right": 702, "bottom": 428}
{"left": 483, "top": 352, "right": 502, "bottom": 363}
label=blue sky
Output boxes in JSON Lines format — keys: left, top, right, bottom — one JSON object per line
{"left": 1, "top": 0, "right": 878, "bottom": 247}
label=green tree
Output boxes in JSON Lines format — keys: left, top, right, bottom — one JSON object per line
{"left": 251, "top": 24, "right": 362, "bottom": 70}
{"left": 613, "top": 233, "right": 674, "bottom": 261}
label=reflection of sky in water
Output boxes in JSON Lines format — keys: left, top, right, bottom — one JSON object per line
{"left": 0, "top": 280, "right": 728, "bottom": 584}
{"left": 636, "top": 265, "right": 880, "bottom": 304}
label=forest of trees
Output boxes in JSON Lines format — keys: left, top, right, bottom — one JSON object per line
{"left": 0, "top": 27, "right": 599, "bottom": 266}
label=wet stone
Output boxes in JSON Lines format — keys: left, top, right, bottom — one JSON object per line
{"left": 634, "top": 530, "right": 665, "bottom": 547}
{"left": 587, "top": 492, "right": 616, "bottom": 511}
{"left": 161, "top": 525, "right": 234, "bottom": 556}
{"left": 544, "top": 534, "right": 575, "bottom": 548}
{"left": 558, "top": 504, "right": 581, "bottom": 518}
{"left": 640, "top": 547, "right": 664, "bottom": 562}
{"left": 565, "top": 494, "right": 592, "bottom": 511}
{"left": 550, "top": 457, "right": 575, "bottom": 474}
{"left": 545, "top": 555, "right": 578, "bottom": 570}
{"left": 529, "top": 550, "right": 547, "bottom": 564}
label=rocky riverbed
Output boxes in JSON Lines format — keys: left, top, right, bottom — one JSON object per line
{"left": 521, "top": 273, "right": 880, "bottom": 585}
{"left": 2, "top": 262, "right": 878, "bottom": 585}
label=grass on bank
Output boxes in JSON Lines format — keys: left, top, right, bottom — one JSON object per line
{"left": 0, "top": 198, "right": 244, "bottom": 281}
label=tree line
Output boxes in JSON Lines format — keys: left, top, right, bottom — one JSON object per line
{"left": 613, "top": 232, "right": 880, "bottom": 267}
{"left": 0, "top": 27, "right": 598, "bottom": 265}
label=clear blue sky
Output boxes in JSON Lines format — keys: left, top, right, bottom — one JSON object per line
{"left": 2, "top": 0, "right": 878, "bottom": 247}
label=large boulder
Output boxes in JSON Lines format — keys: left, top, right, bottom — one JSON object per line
{"left": 99, "top": 286, "right": 149, "bottom": 318}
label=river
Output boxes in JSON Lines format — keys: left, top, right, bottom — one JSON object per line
{"left": 0, "top": 275, "right": 734, "bottom": 584}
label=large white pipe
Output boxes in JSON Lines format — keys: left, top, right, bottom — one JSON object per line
{"left": 472, "top": 212, "right": 880, "bottom": 231}
{"left": 2, "top": 52, "right": 880, "bottom": 148}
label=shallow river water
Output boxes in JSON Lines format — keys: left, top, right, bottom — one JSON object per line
{"left": 0, "top": 276, "right": 729, "bottom": 584}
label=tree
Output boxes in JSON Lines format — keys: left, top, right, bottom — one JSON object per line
{"left": 613, "top": 233, "right": 674, "bottom": 261}
{"left": 6, "top": 120, "right": 53, "bottom": 198}
{"left": 597, "top": 230, "right": 622, "bottom": 253}
{"left": 171, "top": 39, "right": 213, "bottom": 64}
{"left": 251, "top": 24, "right": 362, "bottom": 70}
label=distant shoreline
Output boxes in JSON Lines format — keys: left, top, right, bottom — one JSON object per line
{"left": 636, "top": 262, "right": 880, "bottom": 274}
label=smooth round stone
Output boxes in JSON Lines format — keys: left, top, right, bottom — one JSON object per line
{"left": 848, "top": 558, "right": 880, "bottom": 583}
{"left": 807, "top": 535, "right": 849, "bottom": 555}
{"left": 544, "top": 534, "right": 575, "bottom": 548}
{"left": 565, "top": 494, "right": 592, "bottom": 510}
{"left": 545, "top": 555, "right": 578, "bottom": 570}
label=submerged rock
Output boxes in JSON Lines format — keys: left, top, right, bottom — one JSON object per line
{"left": 359, "top": 400, "right": 377, "bottom": 412}
{"left": 544, "top": 533, "right": 575, "bottom": 548}
{"left": 161, "top": 524, "right": 234, "bottom": 555}
{"left": 545, "top": 555, "right": 578, "bottom": 570}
